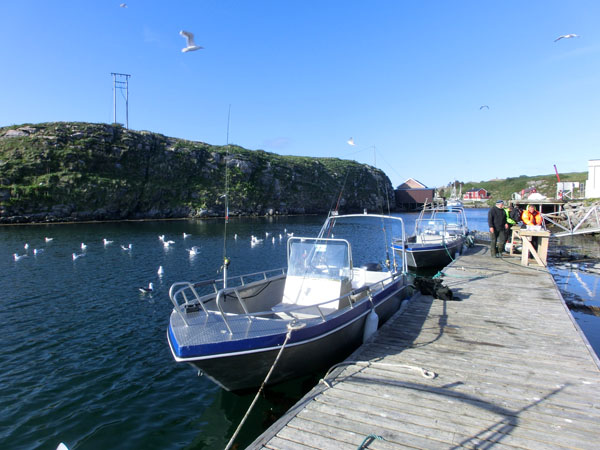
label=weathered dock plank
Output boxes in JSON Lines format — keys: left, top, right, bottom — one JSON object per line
{"left": 248, "top": 245, "right": 600, "bottom": 449}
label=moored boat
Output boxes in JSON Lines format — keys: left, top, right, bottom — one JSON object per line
{"left": 166, "top": 213, "right": 410, "bottom": 391}
{"left": 393, "top": 205, "right": 469, "bottom": 269}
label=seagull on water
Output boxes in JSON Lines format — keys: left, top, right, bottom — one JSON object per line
{"left": 187, "top": 246, "right": 201, "bottom": 256}
{"left": 183, "top": 232, "right": 191, "bottom": 238}
{"left": 121, "top": 244, "right": 132, "bottom": 251}
{"left": 158, "top": 266, "right": 164, "bottom": 276}
{"left": 13, "top": 253, "right": 28, "bottom": 261}
{"left": 163, "top": 240, "right": 175, "bottom": 248}
{"left": 81, "top": 243, "right": 87, "bottom": 250}
{"left": 180, "top": 30, "right": 203, "bottom": 53}
{"left": 554, "top": 34, "right": 579, "bottom": 42}
{"left": 33, "top": 248, "right": 44, "bottom": 255}
{"left": 72, "top": 252, "right": 85, "bottom": 261}
{"left": 103, "top": 238, "right": 114, "bottom": 246}
{"left": 139, "top": 282, "right": 154, "bottom": 294}
{"left": 347, "top": 137, "right": 356, "bottom": 146}
{"left": 45, "top": 237, "right": 53, "bottom": 242}
{"left": 24, "top": 243, "right": 30, "bottom": 250}
{"left": 158, "top": 235, "right": 165, "bottom": 242}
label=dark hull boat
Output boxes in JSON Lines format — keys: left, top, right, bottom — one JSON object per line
{"left": 167, "top": 214, "right": 410, "bottom": 392}
{"left": 399, "top": 234, "right": 465, "bottom": 269}
{"left": 393, "top": 205, "right": 469, "bottom": 269}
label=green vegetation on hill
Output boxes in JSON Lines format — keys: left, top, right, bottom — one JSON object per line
{"left": 442, "top": 172, "right": 587, "bottom": 204}
{"left": 0, "top": 122, "right": 394, "bottom": 223}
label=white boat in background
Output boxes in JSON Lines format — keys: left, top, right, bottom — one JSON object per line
{"left": 393, "top": 205, "right": 469, "bottom": 269}
{"left": 446, "top": 183, "right": 463, "bottom": 207}
{"left": 446, "top": 198, "right": 463, "bottom": 207}
{"left": 166, "top": 213, "right": 410, "bottom": 391}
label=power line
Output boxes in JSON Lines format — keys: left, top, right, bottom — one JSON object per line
{"left": 111, "top": 72, "right": 131, "bottom": 128}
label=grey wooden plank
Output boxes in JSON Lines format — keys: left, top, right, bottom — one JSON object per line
{"left": 285, "top": 416, "right": 403, "bottom": 450}
{"left": 329, "top": 378, "right": 600, "bottom": 432}
{"left": 301, "top": 397, "right": 579, "bottom": 450}
{"left": 262, "top": 435, "right": 319, "bottom": 450}
{"left": 292, "top": 408, "right": 521, "bottom": 450}
{"left": 356, "top": 345, "right": 600, "bottom": 398}
{"left": 315, "top": 381, "right": 600, "bottom": 446}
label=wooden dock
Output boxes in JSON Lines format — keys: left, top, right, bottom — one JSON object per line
{"left": 248, "top": 244, "right": 600, "bottom": 449}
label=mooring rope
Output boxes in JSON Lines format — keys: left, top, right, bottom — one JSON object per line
{"left": 320, "top": 360, "right": 436, "bottom": 388}
{"left": 224, "top": 320, "right": 306, "bottom": 450}
{"left": 357, "top": 433, "right": 384, "bottom": 449}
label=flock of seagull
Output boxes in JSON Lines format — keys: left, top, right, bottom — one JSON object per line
{"left": 12, "top": 229, "right": 296, "bottom": 295}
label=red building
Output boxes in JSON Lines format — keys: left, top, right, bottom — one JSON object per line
{"left": 463, "top": 188, "right": 490, "bottom": 200}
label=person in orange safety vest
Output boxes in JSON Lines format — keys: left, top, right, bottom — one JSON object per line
{"left": 522, "top": 204, "right": 543, "bottom": 226}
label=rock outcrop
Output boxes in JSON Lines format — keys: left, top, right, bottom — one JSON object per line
{"left": 0, "top": 122, "right": 395, "bottom": 223}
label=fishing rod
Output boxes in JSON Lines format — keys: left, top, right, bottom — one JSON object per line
{"left": 221, "top": 105, "right": 232, "bottom": 288}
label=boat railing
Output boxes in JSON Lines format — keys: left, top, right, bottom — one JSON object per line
{"left": 169, "top": 268, "right": 287, "bottom": 327}
{"left": 214, "top": 271, "right": 402, "bottom": 334}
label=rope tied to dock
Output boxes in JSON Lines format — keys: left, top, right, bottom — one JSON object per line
{"left": 357, "top": 433, "right": 384, "bottom": 449}
{"left": 320, "top": 361, "right": 436, "bottom": 388}
{"left": 224, "top": 319, "right": 306, "bottom": 450}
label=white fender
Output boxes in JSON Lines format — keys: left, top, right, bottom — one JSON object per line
{"left": 362, "top": 309, "right": 379, "bottom": 343}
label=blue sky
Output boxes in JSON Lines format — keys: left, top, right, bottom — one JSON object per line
{"left": 1, "top": 1, "right": 598, "bottom": 188}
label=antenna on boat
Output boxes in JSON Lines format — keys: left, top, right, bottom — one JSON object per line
{"left": 222, "top": 105, "right": 232, "bottom": 288}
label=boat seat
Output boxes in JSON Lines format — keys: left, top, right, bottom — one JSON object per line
{"left": 272, "top": 275, "right": 351, "bottom": 319}
{"left": 350, "top": 268, "right": 391, "bottom": 302}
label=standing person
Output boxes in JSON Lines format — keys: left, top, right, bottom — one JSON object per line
{"left": 488, "top": 199, "right": 508, "bottom": 258}
{"left": 504, "top": 204, "right": 518, "bottom": 247}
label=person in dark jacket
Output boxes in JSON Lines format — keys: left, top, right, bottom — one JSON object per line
{"left": 488, "top": 199, "right": 508, "bottom": 258}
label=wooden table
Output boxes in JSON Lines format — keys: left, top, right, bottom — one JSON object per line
{"left": 518, "top": 229, "right": 550, "bottom": 267}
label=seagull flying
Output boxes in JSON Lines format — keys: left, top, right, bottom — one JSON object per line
{"left": 554, "top": 34, "right": 579, "bottom": 42}
{"left": 480, "top": 105, "right": 489, "bottom": 110}
{"left": 347, "top": 137, "right": 356, "bottom": 146}
{"left": 120, "top": 3, "right": 127, "bottom": 8}
{"left": 180, "top": 30, "right": 204, "bottom": 52}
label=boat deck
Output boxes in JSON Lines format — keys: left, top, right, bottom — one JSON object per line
{"left": 248, "top": 244, "right": 600, "bottom": 449}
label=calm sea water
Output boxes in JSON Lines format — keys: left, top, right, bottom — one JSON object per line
{"left": 1, "top": 209, "right": 597, "bottom": 449}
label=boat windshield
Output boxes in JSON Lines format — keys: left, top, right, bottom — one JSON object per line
{"left": 415, "top": 219, "right": 446, "bottom": 236}
{"left": 287, "top": 238, "right": 351, "bottom": 280}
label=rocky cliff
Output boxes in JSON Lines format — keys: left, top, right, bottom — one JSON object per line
{"left": 0, "top": 122, "right": 395, "bottom": 223}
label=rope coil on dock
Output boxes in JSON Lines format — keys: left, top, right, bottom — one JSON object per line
{"left": 320, "top": 360, "right": 436, "bottom": 388}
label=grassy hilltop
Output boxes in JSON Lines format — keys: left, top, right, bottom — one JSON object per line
{"left": 0, "top": 122, "right": 394, "bottom": 223}
{"left": 445, "top": 172, "right": 587, "bottom": 205}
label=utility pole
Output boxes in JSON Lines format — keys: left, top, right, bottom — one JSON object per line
{"left": 111, "top": 73, "right": 131, "bottom": 128}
